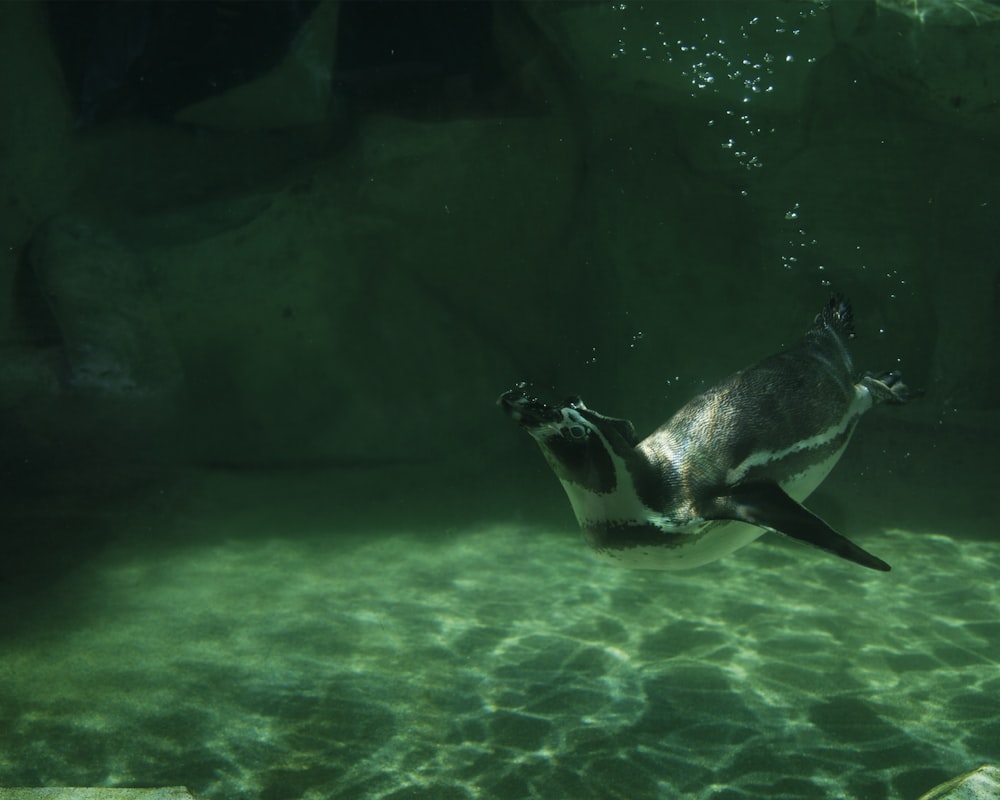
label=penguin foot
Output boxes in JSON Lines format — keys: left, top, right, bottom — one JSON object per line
{"left": 862, "top": 371, "right": 923, "bottom": 405}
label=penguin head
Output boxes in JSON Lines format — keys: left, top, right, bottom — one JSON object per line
{"left": 498, "top": 386, "right": 639, "bottom": 493}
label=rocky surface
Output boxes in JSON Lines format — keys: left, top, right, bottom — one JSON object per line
{"left": 917, "top": 765, "right": 1000, "bottom": 800}
{"left": 2, "top": 1, "right": 998, "bottom": 478}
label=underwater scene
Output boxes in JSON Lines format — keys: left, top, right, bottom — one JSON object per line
{"left": 1, "top": 1, "right": 999, "bottom": 799}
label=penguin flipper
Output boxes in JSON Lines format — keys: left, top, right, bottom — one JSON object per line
{"left": 705, "top": 481, "right": 891, "bottom": 572}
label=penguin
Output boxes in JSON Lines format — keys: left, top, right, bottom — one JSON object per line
{"left": 498, "top": 295, "right": 919, "bottom": 572}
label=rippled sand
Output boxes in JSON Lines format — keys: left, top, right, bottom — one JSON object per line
{"left": 2, "top": 506, "right": 997, "bottom": 800}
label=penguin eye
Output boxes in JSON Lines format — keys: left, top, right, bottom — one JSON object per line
{"left": 564, "top": 424, "right": 588, "bottom": 440}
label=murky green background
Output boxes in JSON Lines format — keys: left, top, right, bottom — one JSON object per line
{"left": 2, "top": 2, "right": 998, "bottom": 798}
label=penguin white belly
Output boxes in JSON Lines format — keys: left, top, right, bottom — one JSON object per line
{"left": 557, "top": 411, "right": 857, "bottom": 571}
{"left": 588, "top": 442, "right": 846, "bottom": 571}
{"left": 778, "top": 440, "right": 851, "bottom": 502}
{"left": 610, "top": 440, "right": 854, "bottom": 573}
{"left": 592, "top": 520, "right": 765, "bottom": 570}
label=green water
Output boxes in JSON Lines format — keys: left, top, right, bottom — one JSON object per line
{"left": 1, "top": 472, "right": 997, "bottom": 800}
{"left": 3, "top": 1, "right": 1000, "bottom": 798}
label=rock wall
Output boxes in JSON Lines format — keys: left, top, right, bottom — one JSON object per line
{"left": 1, "top": 0, "right": 996, "bottom": 496}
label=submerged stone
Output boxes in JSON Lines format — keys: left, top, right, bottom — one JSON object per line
{"left": 917, "top": 766, "right": 1000, "bottom": 800}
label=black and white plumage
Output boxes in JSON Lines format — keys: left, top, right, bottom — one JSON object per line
{"left": 499, "top": 295, "right": 918, "bottom": 572}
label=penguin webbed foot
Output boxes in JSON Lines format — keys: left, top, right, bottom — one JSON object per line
{"left": 862, "top": 370, "right": 923, "bottom": 405}
{"left": 706, "top": 481, "right": 891, "bottom": 572}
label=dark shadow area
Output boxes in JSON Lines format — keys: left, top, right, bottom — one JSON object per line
{"left": 47, "top": 0, "right": 319, "bottom": 124}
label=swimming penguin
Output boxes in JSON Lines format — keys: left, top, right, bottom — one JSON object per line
{"left": 498, "top": 295, "right": 918, "bottom": 572}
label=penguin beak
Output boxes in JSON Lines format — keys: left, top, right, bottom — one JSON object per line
{"left": 497, "top": 387, "right": 562, "bottom": 428}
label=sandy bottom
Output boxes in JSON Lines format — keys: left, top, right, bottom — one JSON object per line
{"left": 1, "top": 489, "right": 998, "bottom": 800}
